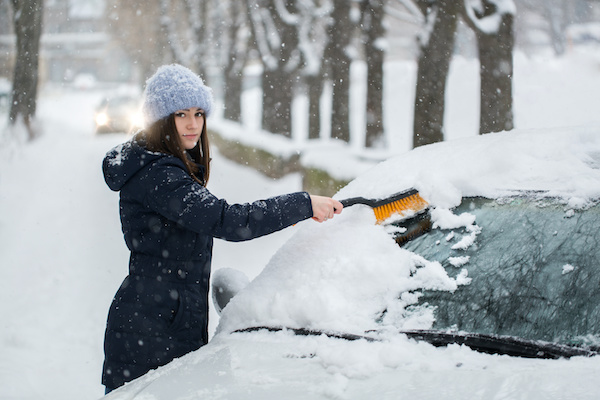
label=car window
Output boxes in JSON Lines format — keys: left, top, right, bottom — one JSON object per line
{"left": 400, "top": 196, "right": 600, "bottom": 347}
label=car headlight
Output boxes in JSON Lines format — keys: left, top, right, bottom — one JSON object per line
{"left": 130, "top": 111, "right": 144, "bottom": 129}
{"left": 95, "top": 112, "right": 109, "bottom": 126}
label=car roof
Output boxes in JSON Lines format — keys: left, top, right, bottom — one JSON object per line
{"left": 336, "top": 126, "right": 600, "bottom": 210}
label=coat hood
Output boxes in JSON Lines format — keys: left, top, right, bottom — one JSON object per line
{"left": 102, "top": 138, "right": 165, "bottom": 192}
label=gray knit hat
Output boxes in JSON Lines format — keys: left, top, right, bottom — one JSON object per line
{"left": 142, "top": 64, "right": 213, "bottom": 126}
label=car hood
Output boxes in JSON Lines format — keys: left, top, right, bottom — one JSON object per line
{"left": 105, "top": 330, "right": 600, "bottom": 400}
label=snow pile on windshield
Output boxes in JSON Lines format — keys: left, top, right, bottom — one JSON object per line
{"left": 217, "top": 205, "right": 468, "bottom": 335}
{"left": 217, "top": 127, "right": 600, "bottom": 336}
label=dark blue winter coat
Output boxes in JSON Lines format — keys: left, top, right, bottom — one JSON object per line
{"left": 101, "top": 138, "right": 313, "bottom": 390}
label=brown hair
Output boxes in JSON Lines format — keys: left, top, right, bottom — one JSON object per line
{"left": 137, "top": 114, "right": 211, "bottom": 186}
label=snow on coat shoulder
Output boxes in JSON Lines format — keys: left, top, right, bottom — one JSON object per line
{"left": 102, "top": 137, "right": 166, "bottom": 192}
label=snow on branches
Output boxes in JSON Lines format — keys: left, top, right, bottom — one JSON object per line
{"left": 464, "top": 0, "right": 516, "bottom": 35}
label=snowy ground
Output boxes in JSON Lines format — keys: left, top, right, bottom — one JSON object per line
{"left": 1, "top": 48, "right": 600, "bottom": 399}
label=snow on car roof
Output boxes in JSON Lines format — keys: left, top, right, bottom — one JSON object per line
{"left": 337, "top": 126, "right": 600, "bottom": 209}
{"left": 217, "top": 127, "right": 600, "bottom": 337}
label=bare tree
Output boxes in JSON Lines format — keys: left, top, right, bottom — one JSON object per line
{"left": 324, "top": 0, "right": 354, "bottom": 142}
{"left": 8, "top": 0, "right": 43, "bottom": 140}
{"left": 219, "top": 1, "right": 250, "bottom": 122}
{"left": 360, "top": 0, "right": 386, "bottom": 148}
{"left": 518, "top": 0, "right": 577, "bottom": 56}
{"left": 412, "top": 0, "right": 461, "bottom": 148}
{"left": 159, "top": 0, "right": 210, "bottom": 78}
{"left": 409, "top": 0, "right": 515, "bottom": 147}
{"left": 105, "top": 0, "right": 170, "bottom": 85}
{"left": 105, "top": 0, "right": 246, "bottom": 122}
{"left": 464, "top": 0, "right": 515, "bottom": 134}
{"left": 293, "top": 0, "right": 332, "bottom": 140}
{"left": 543, "top": 0, "right": 568, "bottom": 55}
{"left": 246, "top": 0, "right": 301, "bottom": 137}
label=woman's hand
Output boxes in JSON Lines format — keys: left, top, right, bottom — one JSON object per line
{"left": 309, "top": 195, "right": 343, "bottom": 223}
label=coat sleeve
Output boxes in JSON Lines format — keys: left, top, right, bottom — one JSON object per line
{"left": 143, "top": 159, "right": 313, "bottom": 242}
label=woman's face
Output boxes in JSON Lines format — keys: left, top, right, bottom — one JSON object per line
{"left": 174, "top": 107, "right": 205, "bottom": 150}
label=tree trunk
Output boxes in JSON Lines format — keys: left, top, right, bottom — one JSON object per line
{"left": 306, "top": 74, "right": 323, "bottom": 139}
{"left": 247, "top": 0, "right": 298, "bottom": 137}
{"left": 223, "top": 1, "right": 248, "bottom": 123}
{"left": 477, "top": 13, "right": 514, "bottom": 134}
{"left": 467, "top": 0, "right": 515, "bottom": 134}
{"left": 9, "top": 0, "right": 44, "bottom": 140}
{"left": 325, "top": 0, "right": 353, "bottom": 142}
{"left": 362, "top": 0, "right": 386, "bottom": 148}
{"left": 544, "top": 0, "right": 567, "bottom": 56}
{"left": 192, "top": 0, "right": 208, "bottom": 79}
{"left": 262, "top": 68, "right": 294, "bottom": 137}
{"left": 224, "top": 68, "right": 244, "bottom": 122}
{"left": 413, "top": 0, "right": 459, "bottom": 148}
{"left": 105, "top": 0, "right": 170, "bottom": 86}
{"left": 260, "top": 2, "right": 297, "bottom": 137}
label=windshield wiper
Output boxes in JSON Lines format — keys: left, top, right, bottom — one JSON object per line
{"left": 235, "top": 326, "right": 596, "bottom": 359}
{"left": 400, "top": 329, "right": 597, "bottom": 359}
{"left": 235, "top": 326, "right": 377, "bottom": 342}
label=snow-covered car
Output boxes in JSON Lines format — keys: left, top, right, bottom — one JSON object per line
{"left": 94, "top": 95, "right": 143, "bottom": 134}
{"left": 104, "top": 127, "right": 600, "bottom": 399}
{"left": 73, "top": 73, "right": 98, "bottom": 90}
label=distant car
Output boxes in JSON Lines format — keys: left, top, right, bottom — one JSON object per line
{"left": 104, "top": 128, "right": 600, "bottom": 399}
{"left": 95, "top": 95, "right": 143, "bottom": 134}
{"left": 72, "top": 73, "right": 99, "bottom": 90}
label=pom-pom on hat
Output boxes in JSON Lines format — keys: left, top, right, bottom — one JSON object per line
{"left": 142, "top": 64, "right": 213, "bottom": 126}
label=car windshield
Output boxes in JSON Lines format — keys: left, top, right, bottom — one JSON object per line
{"left": 400, "top": 196, "right": 600, "bottom": 349}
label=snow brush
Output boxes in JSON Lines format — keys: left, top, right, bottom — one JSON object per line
{"left": 339, "top": 188, "right": 429, "bottom": 224}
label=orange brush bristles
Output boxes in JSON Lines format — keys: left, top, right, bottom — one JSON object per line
{"left": 373, "top": 192, "right": 429, "bottom": 224}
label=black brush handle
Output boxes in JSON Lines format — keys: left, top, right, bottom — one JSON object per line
{"left": 339, "top": 188, "right": 419, "bottom": 209}
{"left": 340, "top": 197, "right": 376, "bottom": 208}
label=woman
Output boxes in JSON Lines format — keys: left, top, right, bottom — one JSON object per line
{"left": 101, "top": 64, "right": 342, "bottom": 393}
